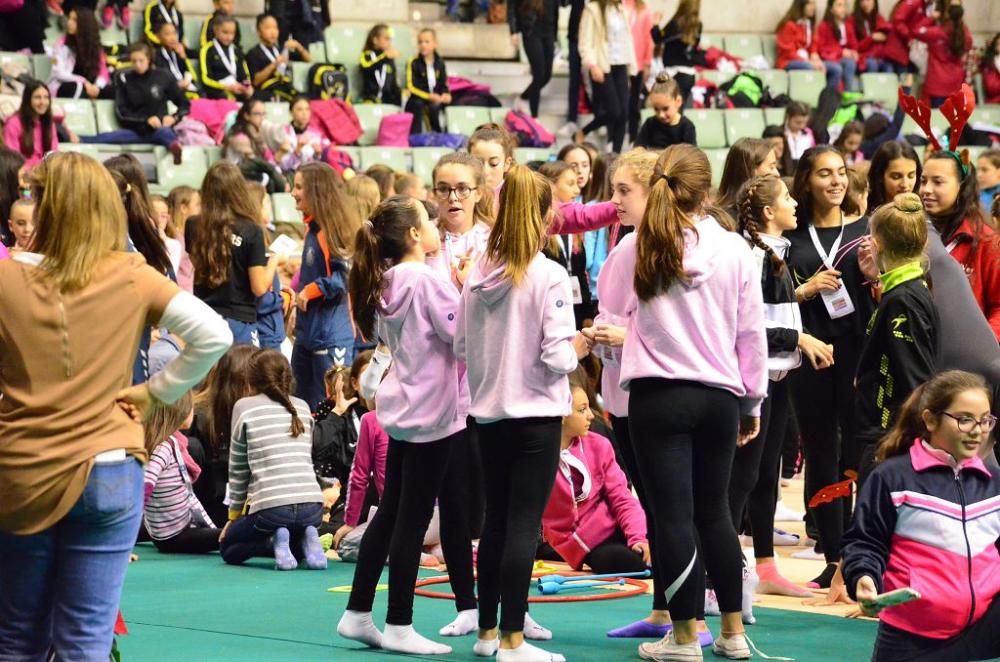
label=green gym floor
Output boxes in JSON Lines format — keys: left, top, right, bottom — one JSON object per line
{"left": 118, "top": 545, "right": 878, "bottom": 661}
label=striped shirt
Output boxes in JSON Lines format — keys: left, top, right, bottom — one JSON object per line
{"left": 228, "top": 394, "right": 323, "bottom": 515}
{"left": 144, "top": 436, "right": 215, "bottom": 540}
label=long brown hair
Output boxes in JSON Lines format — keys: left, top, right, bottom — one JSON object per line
{"left": 433, "top": 151, "right": 493, "bottom": 225}
{"left": 144, "top": 391, "right": 193, "bottom": 454}
{"left": 877, "top": 371, "right": 991, "bottom": 462}
{"left": 790, "top": 145, "right": 846, "bottom": 224}
{"left": 17, "top": 80, "right": 53, "bottom": 157}
{"left": 189, "top": 161, "right": 260, "bottom": 288}
{"left": 634, "top": 144, "right": 711, "bottom": 300}
{"left": 193, "top": 344, "right": 258, "bottom": 456}
{"left": 935, "top": 0, "right": 968, "bottom": 57}
{"left": 249, "top": 349, "right": 306, "bottom": 437}
{"left": 669, "top": 0, "right": 701, "bottom": 46}
{"left": 738, "top": 174, "right": 788, "bottom": 278}
{"left": 717, "top": 137, "right": 775, "bottom": 211}
{"left": 486, "top": 165, "right": 551, "bottom": 285}
{"left": 851, "top": 0, "right": 880, "bottom": 40}
{"left": 105, "top": 154, "right": 173, "bottom": 275}
{"left": 349, "top": 196, "right": 423, "bottom": 340}
{"left": 67, "top": 8, "right": 103, "bottom": 82}
{"left": 776, "top": 0, "right": 815, "bottom": 31}
{"left": 27, "top": 152, "right": 127, "bottom": 291}
{"left": 166, "top": 185, "right": 197, "bottom": 238}
{"left": 298, "top": 162, "right": 359, "bottom": 259}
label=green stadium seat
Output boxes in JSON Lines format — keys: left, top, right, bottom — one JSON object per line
{"left": 53, "top": 99, "right": 97, "bottom": 136}
{"left": 412, "top": 146, "right": 458, "bottom": 185}
{"left": 309, "top": 41, "right": 327, "bottom": 63}
{"left": 94, "top": 99, "right": 121, "bottom": 133}
{"left": 183, "top": 19, "right": 201, "bottom": 53}
{"left": 324, "top": 24, "right": 368, "bottom": 64}
{"left": 704, "top": 148, "right": 729, "bottom": 188}
{"left": 698, "top": 70, "right": 730, "bottom": 86}
{"left": 271, "top": 192, "right": 303, "bottom": 224}
{"left": 699, "top": 33, "right": 723, "bottom": 51}
{"left": 788, "top": 70, "right": 826, "bottom": 106}
{"left": 292, "top": 61, "right": 312, "bottom": 93}
{"left": 724, "top": 35, "right": 764, "bottom": 61}
{"left": 264, "top": 101, "right": 292, "bottom": 126}
{"left": 859, "top": 72, "right": 899, "bottom": 107}
{"left": 901, "top": 113, "right": 947, "bottom": 143}
{"left": 0, "top": 52, "right": 32, "bottom": 76}
{"left": 100, "top": 26, "right": 129, "bottom": 48}
{"left": 335, "top": 145, "right": 361, "bottom": 169}
{"left": 203, "top": 146, "right": 223, "bottom": 163}
{"left": 761, "top": 35, "right": 777, "bottom": 67}
{"left": 640, "top": 107, "right": 653, "bottom": 125}
{"left": 157, "top": 146, "right": 209, "bottom": 172}
{"left": 757, "top": 69, "right": 789, "bottom": 96}
{"left": 687, "top": 109, "right": 726, "bottom": 149}
{"left": 31, "top": 54, "right": 52, "bottom": 82}
{"left": 129, "top": 10, "right": 145, "bottom": 43}
{"left": 489, "top": 107, "right": 510, "bottom": 126}
{"left": 514, "top": 147, "right": 554, "bottom": 164}
{"left": 57, "top": 143, "right": 101, "bottom": 158}
{"left": 961, "top": 145, "right": 986, "bottom": 162}
{"left": 724, "top": 108, "right": 766, "bottom": 145}
{"left": 392, "top": 25, "right": 416, "bottom": 71}
{"left": 238, "top": 18, "right": 259, "bottom": 51}
{"left": 445, "top": 106, "right": 491, "bottom": 136}
{"left": 359, "top": 146, "right": 410, "bottom": 172}
{"left": 157, "top": 161, "right": 207, "bottom": 189}
{"left": 44, "top": 24, "right": 64, "bottom": 48}
{"left": 972, "top": 104, "right": 1000, "bottom": 126}
{"left": 353, "top": 103, "right": 402, "bottom": 146}
{"left": 763, "top": 106, "right": 786, "bottom": 127}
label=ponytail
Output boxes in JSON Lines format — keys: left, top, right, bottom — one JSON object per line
{"left": 486, "top": 165, "right": 550, "bottom": 286}
{"left": 248, "top": 349, "right": 306, "bottom": 438}
{"left": 104, "top": 154, "right": 172, "bottom": 274}
{"left": 634, "top": 144, "right": 711, "bottom": 300}
{"left": 738, "top": 174, "right": 787, "bottom": 278}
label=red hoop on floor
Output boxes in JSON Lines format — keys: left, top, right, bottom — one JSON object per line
{"left": 414, "top": 575, "right": 649, "bottom": 603}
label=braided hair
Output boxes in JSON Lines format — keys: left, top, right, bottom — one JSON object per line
{"left": 249, "top": 349, "right": 306, "bottom": 438}
{"left": 737, "top": 173, "right": 787, "bottom": 278}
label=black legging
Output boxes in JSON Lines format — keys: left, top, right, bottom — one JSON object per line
{"left": 581, "top": 64, "right": 629, "bottom": 153}
{"left": 475, "top": 417, "right": 561, "bottom": 633}
{"left": 520, "top": 26, "right": 554, "bottom": 118}
{"left": 728, "top": 379, "right": 790, "bottom": 560}
{"left": 629, "top": 379, "right": 743, "bottom": 622}
{"left": 437, "top": 428, "right": 478, "bottom": 613}
{"left": 152, "top": 526, "right": 220, "bottom": 554}
{"left": 346, "top": 433, "right": 455, "bottom": 625}
{"left": 627, "top": 73, "right": 646, "bottom": 143}
{"left": 585, "top": 529, "right": 648, "bottom": 575}
{"left": 790, "top": 334, "right": 863, "bottom": 564}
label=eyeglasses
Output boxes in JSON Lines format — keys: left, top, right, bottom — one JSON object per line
{"left": 433, "top": 184, "right": 477, "bottom": 200}
{"left": 939, "top": 411, "right": 998, "bottom": 433}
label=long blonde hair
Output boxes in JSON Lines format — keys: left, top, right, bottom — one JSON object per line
{"left": 486, "top": 164, "right": 551, "bottom": 285}
{"left": 28, "top": 152, "right": 127, "bottom": 291}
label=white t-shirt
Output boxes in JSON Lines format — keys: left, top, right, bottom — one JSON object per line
{"left": 605, "top": 7, "right": 630, "bottom": 65}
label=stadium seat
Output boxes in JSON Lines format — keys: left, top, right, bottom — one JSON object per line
{"left": 352, "top": 103, "right": 402, "bottom": 146}
{"left": 100, "top": 26, "right": 129, "bottom": 48}
{"left": 0, "top": 52, "right": 32, "bottom": 76}
{"left": 57, "top": 143, "right": 101, "bottom": 158}
{"left": 973, "top": 104, "right": 1000, "bottom": 126}
{"left": 238, "top": 18, "right": 259, "bottom": 51}
{"left": 292, "top": 61, "right": 312, "bottom": 93}
{"left": 183, "top": 20, "right": 201, "bottom": 53}
{"left": 901, "top": 113, "right": 947, "bottom": 144}
{"left": 687, "top": 109, "right": 726, "bottom": 149}
{"left": 757, "top": 69, "right": 789, "bottom": 96}
{"left": 203, "top": 145, "right": 223, "bottom": 163}
{"left": 724, "top": 109, "right": 766, "bottom": 145}
{"left": 53, "top": 99, "right": 98, "bottom": 136}
{"left": 157, "top": 161, "right": 207, "bottom": 189}
{"left": 264, "top": 101, "right": 292, "bottom": 126}
{"left": 489, "top": 107, "right": 510, "bottom": 126}
{"left": 31, "top": 54, "right": 52, "bottom": 82}
{"left": 724, "top": 35, "right": 764, "bottom": 61}
{"left": 699, "top": 33, "right": 723, "bottom": 51}
{"left": 94, "top": 99, "right": 121, "bottom": 133}
{"left": 44, "top": 24, "right": 64, "bottom": 48}
{"left": 393, "top": 25, "right": 417, "bottom": 71}
{"left": 764, "top": 106, "right": 786, "bottom": 127}
{"left": 359, "top": 146, "right": 410, "bottom": 171}
{"left": 445, "top": 106, "right": 491, "bottom": 136}
{"left": 704, "top": 148, "right": 729, "bottom": 188}
{"left": 412, "top": 146, "right": 458, "bottom": 184}
{"left": 788, "top": 70, "right": 826, "bottom": 106}
{"left": 698, "top": 70, "right": 730, "bottom": 86}
{"left": 323, "top": 24, "right": 368, "bottom": 65}
{"left": 859, "top": 72, "right": 899, "bottom": 107}
{"left": 962, "top": 145, "right": 986, "bottom": 162}
{"left": 157, "top": 146, "right": 209, "bottom": 172}
{"left": 514, "top": 147, "right": 554, "bottom": 164}
{"left": 271, "top": 192, "right": 303, "bottom": 224}
{"left": 761, "top": 35, "right": 777, "bottom": 66}
{"left": 308, "top": 41, "right": 327, "bottom": 63}
{"left": 334, "top": 145, "right": 361, "bottom": 169}
{"left": 639, "top": 107, "right": 653, "bottom": 124}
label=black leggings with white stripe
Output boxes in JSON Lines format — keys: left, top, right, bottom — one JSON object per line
{"left": 628, "top": 379, "right": 744, "bottom": 621}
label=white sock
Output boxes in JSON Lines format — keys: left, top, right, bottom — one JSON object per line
{"left": 497, "top": 641, "right": 565, "bottom": 662}
{"left": 523, "top": 613, "right": 552, "bottom": 641}
{"left": 474, "top": 636, "right": 500, "bottom": 657}
{"left": 336, "top": 610, "right": 383, "bottom": 648}
{"left": 440, "top": 609, "right": 479, "bottom": 636}
{"left": 382, "top": 624, "right": 452, "bottom": 655}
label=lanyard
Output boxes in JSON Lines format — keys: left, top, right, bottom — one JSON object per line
{"left": 214, "top": 40, "right": 237, "bottom": 77}
{"left": 946, "top": 237, "right": 961, "bottom": 253}
{"left": 374, "top": 65, "right": 387, "bottom": 97}
{"left": 261, "top": 44, "right": 287, "bottom": 75}
{"left": 158, "top": 3, "right": 178, "bottom": 26}
{"left": 838, "top": 22, "right": 846, "bottom": 46}
{"left": 801, "top": 20, "right": 812, "bottom": 47}
{"left": 161, "top": 48, "right": 182, "bottom": 80}
{"left": 169, "top": 436, "right": 195, "bottom": 491}
{"left": 807, "top": 211, "right": 845, "bottom": 270}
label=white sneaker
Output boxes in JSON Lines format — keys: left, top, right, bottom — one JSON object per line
{"left": 639, "top": 632, "right": 703, "bottom": 661}
{"left": 773, "top": 528, "right": 800, "bottom": 546}
{"left": 774, "top": 501, "right": 804, "bottom": 522}
{"left": 557, "top": 121, "right": 578, "bottom": 137}
{"left": 712, "top": 633, "right": 752, "bottom": 660}
{"left": 742, "top": 568, "right": 758, "bottom": 625}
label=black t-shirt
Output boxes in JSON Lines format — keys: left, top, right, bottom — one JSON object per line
{"left": 635, "top": 115, "right": 697, "bottom": 150}
{"left": 785, "top": 216, "right": 876, "bottom": 341}
{"left": 185, "top": 216, "right": 266, "bottom": 323}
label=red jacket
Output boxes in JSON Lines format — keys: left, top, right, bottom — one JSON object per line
{"left": 775, "top": 19, "right": 817, "bottom": 70}
{"left": 914, "top": 19, "right": 972, "bottom": 98}
{"left": 343, "top": 412, "right": 388, "bottom": 526}
{"left": 945, "top": 217, "right": 1000, "bottom": 341}
{"left": 850, "top": 13, "right": 891, "bottom": 67}
{"left": 883, "top": 0, "right": 930, "bottom": 67}
{"left": 816, "top": 19, "right": 858, "bottom": 63}
{"left": 541, "top": 432, "right": 647, "bottom": 570}
{"left": 983, "top": 61, "right": 1000, "bottom": 105}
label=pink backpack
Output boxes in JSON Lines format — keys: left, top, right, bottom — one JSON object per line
{"left": 376, "top": 113, "right": 413, "bottom": 147}
{"left": 0, "top": 0, "right": 25, "bottom": 12}
{"left": 504, "top": 110, "right": 554, "bottom": 148}
{"left": 309, "top": 99, "right": 363, "bottom": 146}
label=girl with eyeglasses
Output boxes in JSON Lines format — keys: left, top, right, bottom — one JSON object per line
{"left": 843, "top": 370, "right": 1000, "bottom": 662}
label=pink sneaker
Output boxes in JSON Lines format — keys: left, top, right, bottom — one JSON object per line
{"left": 117, "top": 6, "right": 131, "bottom": 30}
{"left": 101, "top": 4, "right": 115, "bottom": 28}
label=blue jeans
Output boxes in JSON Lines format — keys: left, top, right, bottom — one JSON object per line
{"left": 81, "top": 126, "right": 178, "bottom": 147}
{"left": 225, "top": 317, "right": 259, "bottom": 347}
{"left": 292, "top": 342, "right": 353, "bottom": 411}
{"left": 220, "top": 502, "right": 323, "bottom": 565}
{"left": 865, "top": 57, "right": 896, "bottom": 74}
{"left": 0, "top": 459, "right": 144, "bottom": 661}
{"left": 824, "top": 58, "right": 858, "bottom": 92}
{"left": 784, "top": 60, "right": 815, "bottom": 72}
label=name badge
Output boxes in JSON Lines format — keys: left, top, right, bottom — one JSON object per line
{"left": 821, "top": 283, "right": 855, "bottom": 319}
{"left": 570, "top": 276, "right": 583, "bottom": 305}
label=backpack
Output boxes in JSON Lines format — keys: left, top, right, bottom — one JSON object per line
{"left": 324, "top": 147, "right": 355, "bottom": 175}
{"left": 307, "top": 63, "right": 350, "bottom": 101}
{"left": 376, "top": 112, "right": 413, "bottom": 147}
{"left": 409, "top": 132, "right": 467, "bottom": 149}
{"left": 310, "top": 99, "right": 362, "bottom": 145}
{"left": 721, "top": 72, "right": 765, "bottom": 108}
{"left": 504, "top": 110, "right": 554, "bottom": 148}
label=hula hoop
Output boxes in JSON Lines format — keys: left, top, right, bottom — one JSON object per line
{"left": 414, "top": 575, "right": 649, "bottom": 603}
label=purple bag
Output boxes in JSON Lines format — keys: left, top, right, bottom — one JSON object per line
{"left": 409, "top": 133, "right": 467, "bottom": 149}
{"left": 504, "top": 110, "right": 554, "bottom": 148}
{"left": 376, "top": 112, "right": 413, "bottom": 147}
{"left": 0, "top": 0, "right": 25, "bottom": 13}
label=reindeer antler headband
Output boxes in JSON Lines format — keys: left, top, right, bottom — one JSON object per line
{"left": 898, "top": 84, "right": 976, "bottom": 177}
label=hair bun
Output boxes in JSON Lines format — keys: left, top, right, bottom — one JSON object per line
{"left": 655, "top": 72, "right": 672, "bottom": 84}
{"left": 893, "top": 192, "right": 923, "bottom": 214}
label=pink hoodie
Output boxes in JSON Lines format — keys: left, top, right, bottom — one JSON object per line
{"left": 344, "top": 412, "right": 389, "bottom": 526}
{"left": 456, "top": 252, "right": 578, "bottom": 422}
{"left": 600, "top": 216, "right": 769, "bottom": 416}
{"left": 375, "top": 261, "right": 469, "bottom": 443}
{"left": 542, "top": 431, "right": 647, "bottom": 569}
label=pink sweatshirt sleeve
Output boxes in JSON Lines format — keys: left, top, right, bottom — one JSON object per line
{"left": 345, "top": 413, "right": 378, "bottom": 526}
{"left": 541, "top": 479, "right": 589, "bottom": 569}
{"left": 735, "top": 251, "right": 769, "bottom": 417}
{"left": 540, "top": 275, "right": 579, "bottom": 374}
{"left": 551, "top": 201, "right": 618, "bottom": 235}
{"left": 596, "top": 238, "right": 638, "bottom": 320}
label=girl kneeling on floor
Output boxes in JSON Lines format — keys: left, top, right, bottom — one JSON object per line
{"left": 220, "top": 349, "right": 327, "bottom": 570}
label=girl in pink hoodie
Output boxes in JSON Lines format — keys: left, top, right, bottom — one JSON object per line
{"left": 600, "top": 144, "right": 768, "bottom": 661}
{"left": 456, "top": 165, "right": 590, "bottom": 662}
{"left": 337, "top": 196, "right": 466, "bottom": 657}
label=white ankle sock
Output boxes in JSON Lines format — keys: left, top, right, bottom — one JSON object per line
{"left": 382, "top": 624, "right": 452, "bottom": 655}
{"left": 474, "top": 637, "right": 500, "bottom": 657}
{"left": 523, "top": 613, "right": 552, "bottom": 641}
{"left": 440, "top": 609, "right": 479, "bottom": 636}
{"left": 497, "top": 641, "right": 565, "bottom": 662}
{"left": 336, "top": 610, "right": 383, "bottom": 648}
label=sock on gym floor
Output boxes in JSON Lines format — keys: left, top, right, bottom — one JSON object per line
{"left": 382, "top": 624, "right": 452, "bottom": 655}
{"left": 337, "top": 610, "right": 383, "bottom": 648}
{"left": 474, "top": 637, "right": 500, "bottom": 657}
{"left": 756, "top": 560, "right": 813, "bottom": 597}
{"left": 497, "top": 641, "right": 566, "bottom": 662}
{"left": 523, "top": 613, "right": 552, "bottom": 640}
{"left": 300, "top": 526, "right": 327, "bottom": 570}
{"left": 272, "top": 528, "right": 297, "bottom": 571}
{"left": 441, "top": 609, "right": 479, "bottom": 636}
